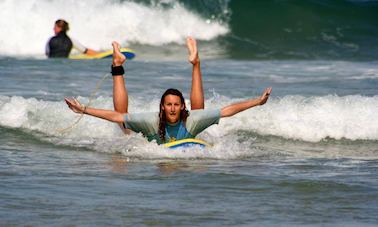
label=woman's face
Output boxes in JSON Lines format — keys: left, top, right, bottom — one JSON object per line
{"left": 162, "top": 94, "right": 184, "bottom": 124}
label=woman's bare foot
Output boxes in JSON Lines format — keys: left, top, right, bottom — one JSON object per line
{"left": 112, "top": 41, "right": 126, "bottom": 66}
{"left": 186, "top": 37, "right": 200, "bottom": 65}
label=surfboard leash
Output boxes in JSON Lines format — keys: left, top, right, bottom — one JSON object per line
{"left": 56, "top": 72, "right": 111, "bottom": 134}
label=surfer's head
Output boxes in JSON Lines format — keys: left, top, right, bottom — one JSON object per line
{"left": 54, "top": 19, "right": 69, "bottom": 34}
{"left": 158, "top": 88, "right": 189, "bottom": 141}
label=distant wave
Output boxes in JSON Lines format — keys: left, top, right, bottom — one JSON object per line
{"left": 2, "top": 0, "right": 377, "bottom": 60}
{"left": 1, "top": 94, "right": 378, "bottom": 144}
{"left": 0, "top": 0, "right": 229, "bottom": 57}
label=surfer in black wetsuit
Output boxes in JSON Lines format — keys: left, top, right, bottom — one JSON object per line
{"left": 46, "top": 19, "right": 98, "bottom": 58}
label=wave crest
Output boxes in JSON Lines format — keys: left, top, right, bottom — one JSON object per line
{"left": 1, "top": 94, "right": 378, "bottom": 144}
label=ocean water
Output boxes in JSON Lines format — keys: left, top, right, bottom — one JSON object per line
{"left": 1, "top": 0, "right": 378, "bottom": 226}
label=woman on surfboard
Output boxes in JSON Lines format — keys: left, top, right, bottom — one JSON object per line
{"left": 46, "top": 19, "right": 98, "bottom": 58}
{"left": 65, "top": 38, "right": 272, "bottom": 144}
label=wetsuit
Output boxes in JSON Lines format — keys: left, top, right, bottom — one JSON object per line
{"left": 123, "top": 109, "right": 221, "bottom": 144}
{"left": 46, "top": 32, "right": 73, "bottom": 58}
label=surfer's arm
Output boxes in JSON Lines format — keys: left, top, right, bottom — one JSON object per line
{"left": 71, "top": 38, "right": 98, "bottom": 55}
{"left": 83, "top": 107, "right": 124, "bottom": 123}
{"left": 64, "top": 98, "right": 124, "bottom": 123}
{"left": 85, "top": 48, "right": 98, "bottom": 55}
{"left": 220, "top": 87, "right": 272, "bottom": 117}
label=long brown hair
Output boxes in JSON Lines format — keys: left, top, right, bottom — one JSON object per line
{"left": 55, "top": 19, "right": 69, "bottom": 33}
{"left": 158, "top": 88, "right": 189, "bottom": 142}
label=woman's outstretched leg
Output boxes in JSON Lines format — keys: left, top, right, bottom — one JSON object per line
{"left": 111, "top": 41, "right": 129, "bottom": 133}
{"left": 187, "top": 37, "right": 204, "bottom": 110}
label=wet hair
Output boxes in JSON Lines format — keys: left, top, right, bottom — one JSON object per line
{"left": 55, "top": 19, "right": 69, "bottom": 33}
{"left": 158, "top": 88, "right": 189, "bottom": 142}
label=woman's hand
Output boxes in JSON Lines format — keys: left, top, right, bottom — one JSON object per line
{"left": 64, "top": 97, "right": 85, "bottom": 114}
{"left": 259, "top": 87, "right": 272, "bottom": 105}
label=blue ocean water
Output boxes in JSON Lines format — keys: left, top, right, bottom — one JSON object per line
{"left": 1, "top": 0, "right": 378, "bottom": 226}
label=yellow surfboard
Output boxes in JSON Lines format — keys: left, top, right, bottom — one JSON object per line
{"left": 163, "top": 138, "right": 211, "bottom": 149}
{"left": 69, "top": 48, "right": 135, "bottom": 60}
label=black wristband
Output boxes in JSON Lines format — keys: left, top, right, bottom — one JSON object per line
{"left": 111, "top": 65, "right": 125, "bottom": 76}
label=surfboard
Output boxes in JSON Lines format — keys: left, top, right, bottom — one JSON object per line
{"left": 69, "top": 48, "right": 135, "bottom": 60}
{"left": 163, "top": 138, "right": 211, "bottom": 149}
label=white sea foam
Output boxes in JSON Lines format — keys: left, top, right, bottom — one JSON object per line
{"left": 0, "top": 0, "right": 229, "bottom": 57}
{"left": 224, "top": 94, "right": 378, "bottom": 142}
{"left": 1, "top": 94, "right": 378, "bottom": 159}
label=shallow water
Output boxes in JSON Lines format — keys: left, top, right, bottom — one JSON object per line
{"left": 1, "top": 58, "right": 378, "bottom": 226}
{"left": 1, "top": 130, "right": 377, "bottom": 226}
